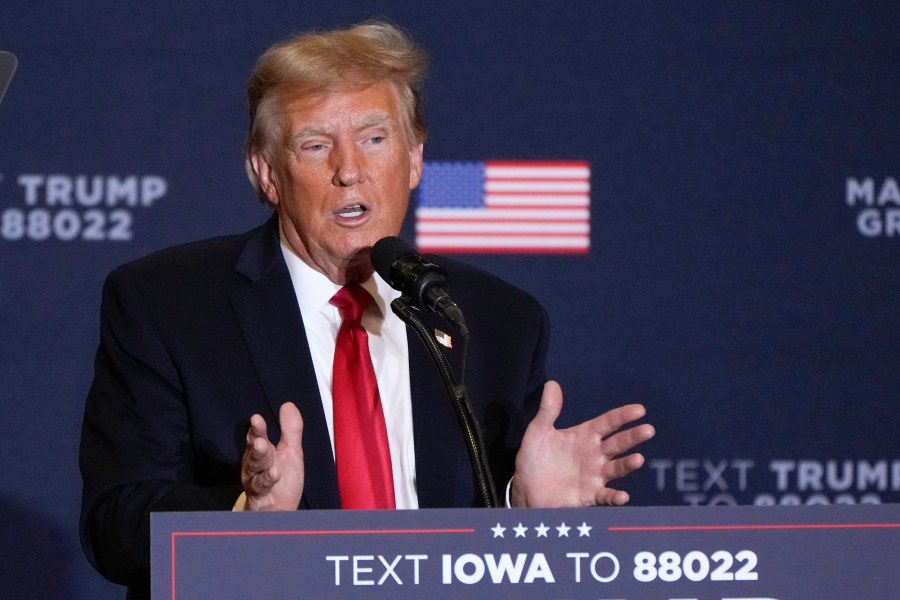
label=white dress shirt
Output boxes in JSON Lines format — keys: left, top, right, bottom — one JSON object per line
{"left": 280, "top": 238, "right": 419, "bottom": 509}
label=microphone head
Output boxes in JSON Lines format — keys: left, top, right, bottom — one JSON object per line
{"left": 371, "top": 235, "right": 449, "bottom": 306}
{"left": 371, "top": 236, "right": 465, "bottom": 333}
{"left": 371, "top": 236, "right": 417, "bottom": 283}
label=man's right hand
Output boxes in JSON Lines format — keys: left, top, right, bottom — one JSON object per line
{"left": 240, "top": 402, "right": 305, "bottom": 511}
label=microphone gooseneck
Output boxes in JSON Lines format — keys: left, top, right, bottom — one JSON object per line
{"left": 372, "top": 236, "right": 497, "bottom": 507}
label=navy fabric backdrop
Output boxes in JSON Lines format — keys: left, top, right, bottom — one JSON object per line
{"left": 1, "top": 2, "right": 898, "bottom": 597}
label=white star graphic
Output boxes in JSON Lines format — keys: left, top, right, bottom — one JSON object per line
{"left": 491, "top": 523, "right": 506, "bottom": 538}
{"left": 577, "top": 522, "right": 592, "bottom": 537}
{"left": 513, "top": 523, "right": 529, "bottom": 538}
{"left": 556, "top": 522, "right": 571, "bottom": 537}
{"left": 534, "top": 522, "right": 549, "bottom": 537}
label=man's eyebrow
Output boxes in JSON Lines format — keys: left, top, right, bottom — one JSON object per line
{"left": 287, "top": 126, "right": 329, "bottom": 145}
{"left": 354, "top": 114, "right": 394, "bottom": 131}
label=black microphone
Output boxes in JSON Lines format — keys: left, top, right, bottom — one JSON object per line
{"left": 371, "top": 236, "right": 468, "bottom": 336}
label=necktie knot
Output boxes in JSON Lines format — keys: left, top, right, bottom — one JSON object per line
{"left": 330, "top": 284, "right": 373, "bottom": 324}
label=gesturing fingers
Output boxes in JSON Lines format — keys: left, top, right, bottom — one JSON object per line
{"left": 601, "top": 452, "right": 646, "bottom": 481}
{"left": 600, "top": 422, "right": 656, "bottom": 458}
{"left": 594, "top": 486, "right": 631, "bottom": 507}
{"left": 240, "top": 404, "right": 306, "bottom": 511}
{"left": 590, "top": 454, "right": 645, "bottom": 506}
{"left": 589, "top": 403, "right": 649, "bottom": 438}
{"left": 242, "top": 413, "right": 278, "bottom": 491}
{"left": 248, "top": 411, "right": 270, "bottom": 442}
{"left": 245, "top": 462, "right": 282, "bottom": 495}
{"left": 243, "top": 435, "right": 273, "bottom": 474}
{"left": 531, "top": 381, "right": 564, "bottom": 432}
{"left": 277, "top": 402, "right": 303, "bottom": 450}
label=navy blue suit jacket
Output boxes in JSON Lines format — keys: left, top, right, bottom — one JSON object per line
{"left": 79, "top": 216, "right": 549, "bottom": 597}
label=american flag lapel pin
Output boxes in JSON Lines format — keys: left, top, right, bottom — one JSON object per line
{"left": 434, "top": 329, "right": 453, "bottom": 349}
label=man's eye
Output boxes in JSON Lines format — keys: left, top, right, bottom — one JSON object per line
{"left": 304, "top": 144, "right": 326, "bottom": 152}
{"left": 370, "top": 136, "right": 385, "bottom": 144}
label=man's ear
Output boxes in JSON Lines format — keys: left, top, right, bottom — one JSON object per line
{"left": 409, "top": 142, "right": 424, "bottom": 190}
{"left": 250, "top": 149, "right": 280, "bottom": 205}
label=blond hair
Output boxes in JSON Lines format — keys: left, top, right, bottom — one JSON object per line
{"left": 245, "top": 20, "right": 429, "bottom": 201}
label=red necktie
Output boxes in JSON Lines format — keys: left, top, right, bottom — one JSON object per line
{"left": 330, "top": 284, "right": 396, "bottom": 509}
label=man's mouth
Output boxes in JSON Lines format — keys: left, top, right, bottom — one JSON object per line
{"left": 336, "top": 203, "right": 368, "bottom": 219}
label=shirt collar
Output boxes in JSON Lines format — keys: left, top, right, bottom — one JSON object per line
{"left": 278, "top": 233, "right": 400, "bottom": 320}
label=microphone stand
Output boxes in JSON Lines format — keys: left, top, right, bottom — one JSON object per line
{"left": 390, "top": 296, "right": 500, "bottom": 508}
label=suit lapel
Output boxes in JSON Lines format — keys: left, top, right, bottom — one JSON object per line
{"left": 228, "top": 216, "right": 340, "bottom": 509}
{"left": 408, "top": 312, "right": 472, "bottom": 507}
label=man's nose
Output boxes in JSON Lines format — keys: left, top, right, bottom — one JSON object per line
{"left": 332, "top": 144, "right": 366, "bottom": 186}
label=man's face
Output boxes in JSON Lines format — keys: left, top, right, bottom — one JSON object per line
{"left": 252, "top": 79, "right": 423, "bottom": 284}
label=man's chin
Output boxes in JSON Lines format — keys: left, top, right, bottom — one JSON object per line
{"left": 326, "top": 247, "right": 375, "bottom": 285}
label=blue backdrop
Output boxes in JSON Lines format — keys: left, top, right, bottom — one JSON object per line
{"left": 2, "top": 2, "right": 898, "bottom": 598}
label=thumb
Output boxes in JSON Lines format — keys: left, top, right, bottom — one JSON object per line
{"left": 532, "top": 380, "right": 563, "bottom": 431}
{"left": 277, "top": 402, "right": 304, "bottom": 449}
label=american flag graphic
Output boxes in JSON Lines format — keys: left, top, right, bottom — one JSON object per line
{"left": 414, "top": 161, "right": 591, "bottom": 254}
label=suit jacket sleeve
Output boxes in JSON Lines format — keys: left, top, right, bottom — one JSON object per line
{"left": 79, "top": 264, "right": 242, "bottom": 588}
{"left": 79, "top": 220, "right": 341, "bottom": 597}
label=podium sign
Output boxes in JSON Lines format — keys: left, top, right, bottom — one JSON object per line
{"left": 152, "top": 503, "right": 899, "bottom": 599}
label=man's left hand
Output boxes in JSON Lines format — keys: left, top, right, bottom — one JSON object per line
{"left": 510, "top": 380, "right": 655, "bottom": 508}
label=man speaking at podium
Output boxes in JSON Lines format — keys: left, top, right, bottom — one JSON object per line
{"left": 79, "top": 21, "right": 655, "bottom": 599}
